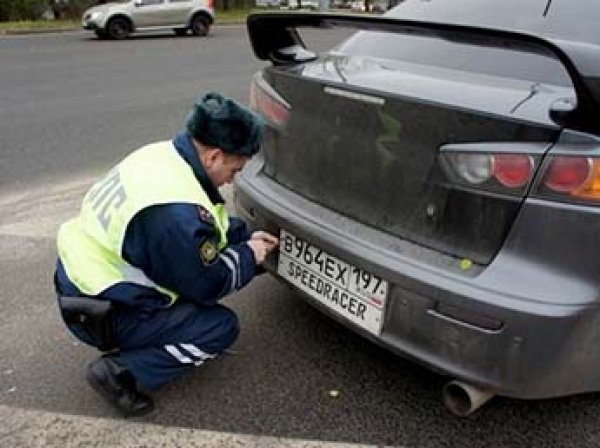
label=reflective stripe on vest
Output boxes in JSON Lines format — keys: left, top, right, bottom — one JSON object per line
{"left": 57, "top": 141, "right": 229, "bottom": 303}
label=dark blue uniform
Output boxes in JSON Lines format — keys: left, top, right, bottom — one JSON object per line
{"left": 55, "top": 132, "right": 257, "bottom": 390}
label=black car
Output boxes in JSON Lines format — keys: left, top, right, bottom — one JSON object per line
{"left": 234, "top": 0, "right": 600, "bottom": 415}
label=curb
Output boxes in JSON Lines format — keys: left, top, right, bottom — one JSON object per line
{"left": 0, "top": 20, "right": 246, "bottom": 35}
{"left": 0, "top": 27, "right": 79, "bottom": 35}
{"left": 0, "top": 404, "right": 387, "bottom": 448}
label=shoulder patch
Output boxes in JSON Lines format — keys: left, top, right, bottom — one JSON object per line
{"left": 197, "top": 205, "right": 214, "bottom": 224}
{"left": 199, "top": 239, "right": 218, "bottom": 265}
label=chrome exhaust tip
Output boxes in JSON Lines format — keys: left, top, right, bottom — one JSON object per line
{"left": 442, "top": 380, "right": 494, "bottom": 416}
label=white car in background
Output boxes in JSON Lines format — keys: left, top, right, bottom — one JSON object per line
{"left": 255, "top": 0, "right": 283, "bottom": 7}
{"left": 82, "top": 0, "right": 214, "bottom": 39}
{"left": 290, "top": 0, "right": 318, "bottom": 9}
{"left": 349, "top": 0, "right": 365, "bottom": 11}
{"left": 305, "top": 0, "right": 320, "bottom": 9}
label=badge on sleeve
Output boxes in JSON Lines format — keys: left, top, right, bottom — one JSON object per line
{"left": 199, "top": 239, "right": 218, "bottom": 265}
{"left": 197, "top": 205, "right": 214, "bottom": 224}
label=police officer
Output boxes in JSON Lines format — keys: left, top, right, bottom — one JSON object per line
{"left": 54, "top": 92, "right": 279, "bottom": 417}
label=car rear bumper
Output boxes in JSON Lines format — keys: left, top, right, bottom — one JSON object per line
{"left": 234, "top": 156, "right": 600, "bottom": 399}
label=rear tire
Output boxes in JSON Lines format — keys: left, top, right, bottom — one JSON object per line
{"left": 190, "top": 15, "right": 210, "bottom": 37}
{"left": 106, "top": 17, "right": 131, "bottom": 40}
{"left": 94, "top": 29, "right": 108, "bottom": 39}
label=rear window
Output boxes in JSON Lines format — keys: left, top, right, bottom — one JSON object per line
{"left": 335, "top": 31, "right": 572, "bottom": 87}
{"left": 332, "top": 0, "right": 600, "bottom": 89}
{"left": 385, "top": 0, "right": 600, "bottom": 44}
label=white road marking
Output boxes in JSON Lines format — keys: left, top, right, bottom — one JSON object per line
{"left": 0, "top": 175, "right": 235, "bottom": 239}
{"left": 0, "top": 405, "right": 391, "bottom": 448}
{"left": 0, "top": 175, "right": 94, "bottom": 239}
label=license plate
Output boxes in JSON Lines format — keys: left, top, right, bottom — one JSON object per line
{"left": 277, "top": 229, "right": 388, "bottom": 335}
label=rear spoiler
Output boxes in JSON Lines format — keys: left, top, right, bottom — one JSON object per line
{"left": 247, "top": 12, "right": 600, "bottom": 134}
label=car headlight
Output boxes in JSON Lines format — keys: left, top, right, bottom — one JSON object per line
{"left": 87, "top": 11, "right": 103, "bottom": 21}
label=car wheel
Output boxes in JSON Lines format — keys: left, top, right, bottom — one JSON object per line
{"left": 106, "top": 17, "right": 131, "bottom": 40}
{"left": 94, "top": 29, "right": 108, "bottom": 39}
{"left": 173, "top": 28, "right": 188, "bottom": 36}
{"left": 190, "top": 15, "right": 210, "bottom": 37}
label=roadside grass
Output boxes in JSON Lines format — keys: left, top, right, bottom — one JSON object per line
{"left": 0, "top": 9, "right": 260, "bottom": 32}
{"left": 0, "top": 19, "right": 79, "bottom": 31}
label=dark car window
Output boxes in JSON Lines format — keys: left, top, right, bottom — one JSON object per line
{"left": 337, "top": 0, "right": 599, "bottom": 88}
{"left": 545, "top": 0, "right": 600, "bottom": 43}
{"left": 386, "top": 0, "right": 549, "bottom": 27}
{"left": 385, "top": 0, "right": 600, "bottom": 44}
{"left": 336, "top": 31, "right": 572, "bottom": 87}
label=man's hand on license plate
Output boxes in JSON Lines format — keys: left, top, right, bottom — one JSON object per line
{"left": 248, "top": 230, "right": 279, "bottom": 265}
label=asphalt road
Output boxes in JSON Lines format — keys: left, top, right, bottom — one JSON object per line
{"left": 1, "top": 27, "right": 600, "bottom": 448}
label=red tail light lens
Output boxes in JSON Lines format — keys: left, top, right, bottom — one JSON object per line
{"left": 493, "top": 154, "right": 534, "bottom": 188}
{"left": 207, "top": 0, "right": 214, "bottom": 8}
{"left": 250, "top": 78, "right": 290, "bottom": 127}
{"left": 542, "top": 156, "right": 591, "bottom": 193}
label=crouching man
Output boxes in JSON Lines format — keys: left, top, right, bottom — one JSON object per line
{"left": 54, "top": 92, "right": 278, "bottom": 416}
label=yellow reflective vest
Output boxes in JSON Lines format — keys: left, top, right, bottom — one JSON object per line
{"left": 56, "top": 141, "right": 230, "bottom": 304}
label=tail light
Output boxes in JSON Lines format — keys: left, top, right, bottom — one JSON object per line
{"left": 449, "top": 153, "right": 493, "bottom": 185}
{"left": 206, "top": 0, "right": 214, "bottom": 8}
{"left": 541, "top": 156, "right": 591, "bottom": 193}
{"left": 574, "top": 160, "right": 600, "bottom": 199}
{"left": 493, "top": 154, "right": 534, "bottom": 188}
{"left": 249, "top": 75, "right": 290, "bottom": 127}
{"left": 535, "top": 156, "right": 600, "bottom": 203}
{"left": 443, "top": 149, "right": 600, "bottom": 204}
{"left": 442, "top": 152, "right": 535, "bottom": 194}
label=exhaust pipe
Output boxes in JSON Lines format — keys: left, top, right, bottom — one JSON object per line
{"left": 442, "top": 380, "right": 494, "bottom": 416}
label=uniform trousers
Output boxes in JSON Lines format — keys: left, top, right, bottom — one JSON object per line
{"left": 62, "top": 299, "right": 239, "bottom": 390}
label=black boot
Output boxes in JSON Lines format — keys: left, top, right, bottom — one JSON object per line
{"left": 86, "top": 355, "right": 154, "bottom": 417}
